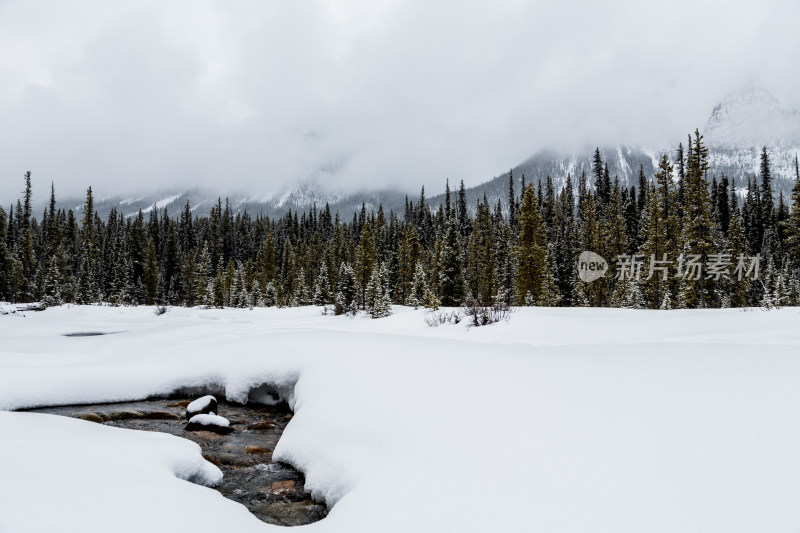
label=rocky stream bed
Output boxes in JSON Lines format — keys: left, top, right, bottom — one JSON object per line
{"left": 26, "top": 397, "right": 328, "bottom": 527}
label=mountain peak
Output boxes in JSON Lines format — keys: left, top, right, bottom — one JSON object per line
{"left": 705, "top": 83, "right": 799, "bottom": 146}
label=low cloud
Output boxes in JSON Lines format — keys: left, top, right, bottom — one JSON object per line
{"left": 0, "top": 0, "right": 798, "bottom": 203}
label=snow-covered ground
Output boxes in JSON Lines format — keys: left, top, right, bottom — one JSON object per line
{"left": 1, "top": 305, "right": 800, "bottom": 532}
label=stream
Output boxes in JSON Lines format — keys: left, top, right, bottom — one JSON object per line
{"left": 26, "top": 397, "right": 328, "bottom": 527}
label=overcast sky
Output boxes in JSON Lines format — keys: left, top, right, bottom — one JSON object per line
{"left": 1, "top": 0, "right": 798, "bottom": 202}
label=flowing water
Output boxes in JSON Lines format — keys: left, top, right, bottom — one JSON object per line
{"left": 27, "top": 397, "right": 328, "bottom": 526}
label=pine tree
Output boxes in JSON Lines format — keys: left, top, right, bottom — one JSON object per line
{"left": 366, "top": 263, "right": 392, "bottom": 318}
{"left": 194, "top": 246, "right": 212, "bottom": 305}
{"left": 222, "top": 260, "right": 235, "bottom": 306}
{"left": 639, "top": 184, "right": 667, "bottom": 308}
{"left": 466, "top": 198, "right": 495, "bottom": 304}
{"left": 257, "top": 280, "right": 273, "bottom": 307}
{"left": 108, "top": 229, "right": 131, "bottom": 306}
{"left": 639, "top": 156, "right": 679, "bottom": 308}
{"left": 312, "top": 262, "right": 332, "bottom": 305}
{"left": 18, "top": 171, "right": 35, "bottom": 300}
{"left": 575, "top": 191, "right": 607, "bottom": 306}
{"left": 786, "top": 155, "right": 800, "bottom": 269}
{"left": 457, "top": 179, "right": 470, "bottom": 239}
{"left": 421, "top": 286, "right": 441, "bottom": 310}
{"left": 437, "top": 214, "right": 465, "bottom": 306}
{"left": 354, "top": 223, "right": 377, "bottom": 308}
{"left": 42, "top": 255, "right": 63, "bottom": 306}
{"left": 515, "top": 184, "right": 547, "bottom": 305}
{"left": 760, "top": 146, "right": 774, "bottom": 224}
{"left": 679, "top": 130, "right": 715, "bottom": 308}
{"left": 592, "top": 148, "right": 608, "bottom": 211}
{"left": 508, "top": 170, "right": 517, "bottom": 227}
{"left": 676, "top": 142, "right": 686, "bottom": 212}
{"left": 551, "top": 183, "right": 576, "bottom": 305}
{"left": 143, "top": 239, "right": 158, "bottom": 304}
{"left": 255, "top": 231, "right": 277, "bottom": 291}
{"left": 77, "top": 187, "right": 101, "bottom": 304}
{"left": 231, "top": 265, "right": 248, "bottom": 308}
{"left": 0, "top": 207, "right": 9, "bottom": 300}
{"left": 294, "top": 268, "right": 310, "bottom": 305}
{"left": 408, "top": 262, "right": 429, "bottom": 309}
{"left": 396, "top": 224, "right": 420, "bottom": 304}
{"left": 334, "top": 262, "right": 358, "bottom": 315}
{"left": 539, "top": 251, "right": 561, "bottom": 307}
{"left": 605, "top": 179, "right": 628, "bottom": 285}
{"left": 637, "top": 165, "right": 648, "bottom": 217}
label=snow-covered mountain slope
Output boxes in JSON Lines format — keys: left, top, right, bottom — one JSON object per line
{"left": 430, "top": 146, "right": 660, "bottom": 213}
{"left": 61, "top": 182, "right": 407, "bottom": 221}
{"left": 705, "top": 83, "right": 800, "bottom": 147}
{"left": 440, "top": 84, "right": 799, "bottom": 212}
{"left": 704, "top": 83, "right": 800, "bottom": 193}
{"left": 31, "top": 84, "right": 799, "bottom": 221}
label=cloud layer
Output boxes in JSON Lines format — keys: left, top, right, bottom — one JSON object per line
{"left": 1, "top": 0, "right": 798, "bottom": 202}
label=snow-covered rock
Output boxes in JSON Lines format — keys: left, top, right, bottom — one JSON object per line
{"left": 185, "top": 413, "right": 232, "bottom": 434}
{"left": 186, "top": 395, "right": 218, "bottom": 420}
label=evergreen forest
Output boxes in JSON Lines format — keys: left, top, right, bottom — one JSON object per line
{"left": 2, "top": 131, "right": 800, "bottom": 313}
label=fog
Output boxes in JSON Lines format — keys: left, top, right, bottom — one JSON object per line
{"left": 0, "top": 0, "right": 798, "bottom": 202}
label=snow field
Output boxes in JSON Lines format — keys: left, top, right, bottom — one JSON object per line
{"left": 1, "top": 305, "right": 800, "bottom": 532}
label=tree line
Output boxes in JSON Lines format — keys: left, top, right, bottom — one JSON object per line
{"left": 1, "top": 130, "right": 799, "bottom": 313}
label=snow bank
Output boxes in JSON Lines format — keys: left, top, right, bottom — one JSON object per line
{"left": 2, "top": 305, "right": 800, "bottom": 532}
{"left": 0, "top": 411, "right": 249, "bottom": 533}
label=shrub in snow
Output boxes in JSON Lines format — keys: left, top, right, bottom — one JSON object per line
{"left": 424, "top": 309, "right": 462, "bottom": 327}
{"left": 186, "top": 395, "right": 218, "bottom": 420}
{"left": 462, "top": 297, "right": 512, "bottom": 327}
{"left": 185, "top": 413, "right": 232, "bottom": 434}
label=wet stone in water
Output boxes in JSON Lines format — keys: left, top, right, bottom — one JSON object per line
{"left": 25, "top": 397, "right": 327, "bottom": 527}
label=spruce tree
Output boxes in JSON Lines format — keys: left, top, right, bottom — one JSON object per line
{"left": 263, "top": 281, "right": 277, "bottom": 307}
{"left": 508, "top": 170, "right": 517, "bottom": 227}
{"left": 639, "top": 156, "right": 679, "bottom": 308}
{"left": 143, "top": 239, "right": 159, "bottom": 304}
{"left": 551, "top": 184, "right": 576, "bottom": 306}
{"left": 466, "top": 198, "right": 495, "bottom": 304}
{"left": 575, "top": 191, "right": 607, "bottom": 306}
{"left": 408, "top": 262, "right": 428, "bottom": 309}
{"left": 437, "top": 214, "right": 466, "bottom": 306}
{"left": 760, "top": 146, "right": 774, "bottom": 224}
{"left": 354, "top": 223, "right": 377, "bottom": 308}
{"left": 679, "top": 130, "right": 715, "bottom": 308}
{"left": 366, "top": 263, "right": 392, "bottom": 317}
{"left": 334, "top": 262, "right": 357, "bottom": 315}
{"left": 637, "top": 165, "right": 648, "bottom": 217}
{"left": 457, "top": 179, "right": 470, "bottom": 239}
{"left": 77, "top": 187, "right": 101, "bottom": 304}
{"left": 42, "top": 255, "right": 63, "bottom": 306}
{"left": 515, "top": 184, "right": 547, "bottom": 305}
{"left": 312, "top": 262, "right": 332, "bottom": 305}
{"left": 18, "top": 172, "right": 35, "bottom": 300}
{"left": 785, "top": 155, "right": 800, "bottom": 269}
{"left": 396, "top": 224, "right": 420, "bottom": 304}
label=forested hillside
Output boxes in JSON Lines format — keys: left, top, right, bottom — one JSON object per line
{"left": 2, "top": 131, "right": 799, "bottom": 311}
